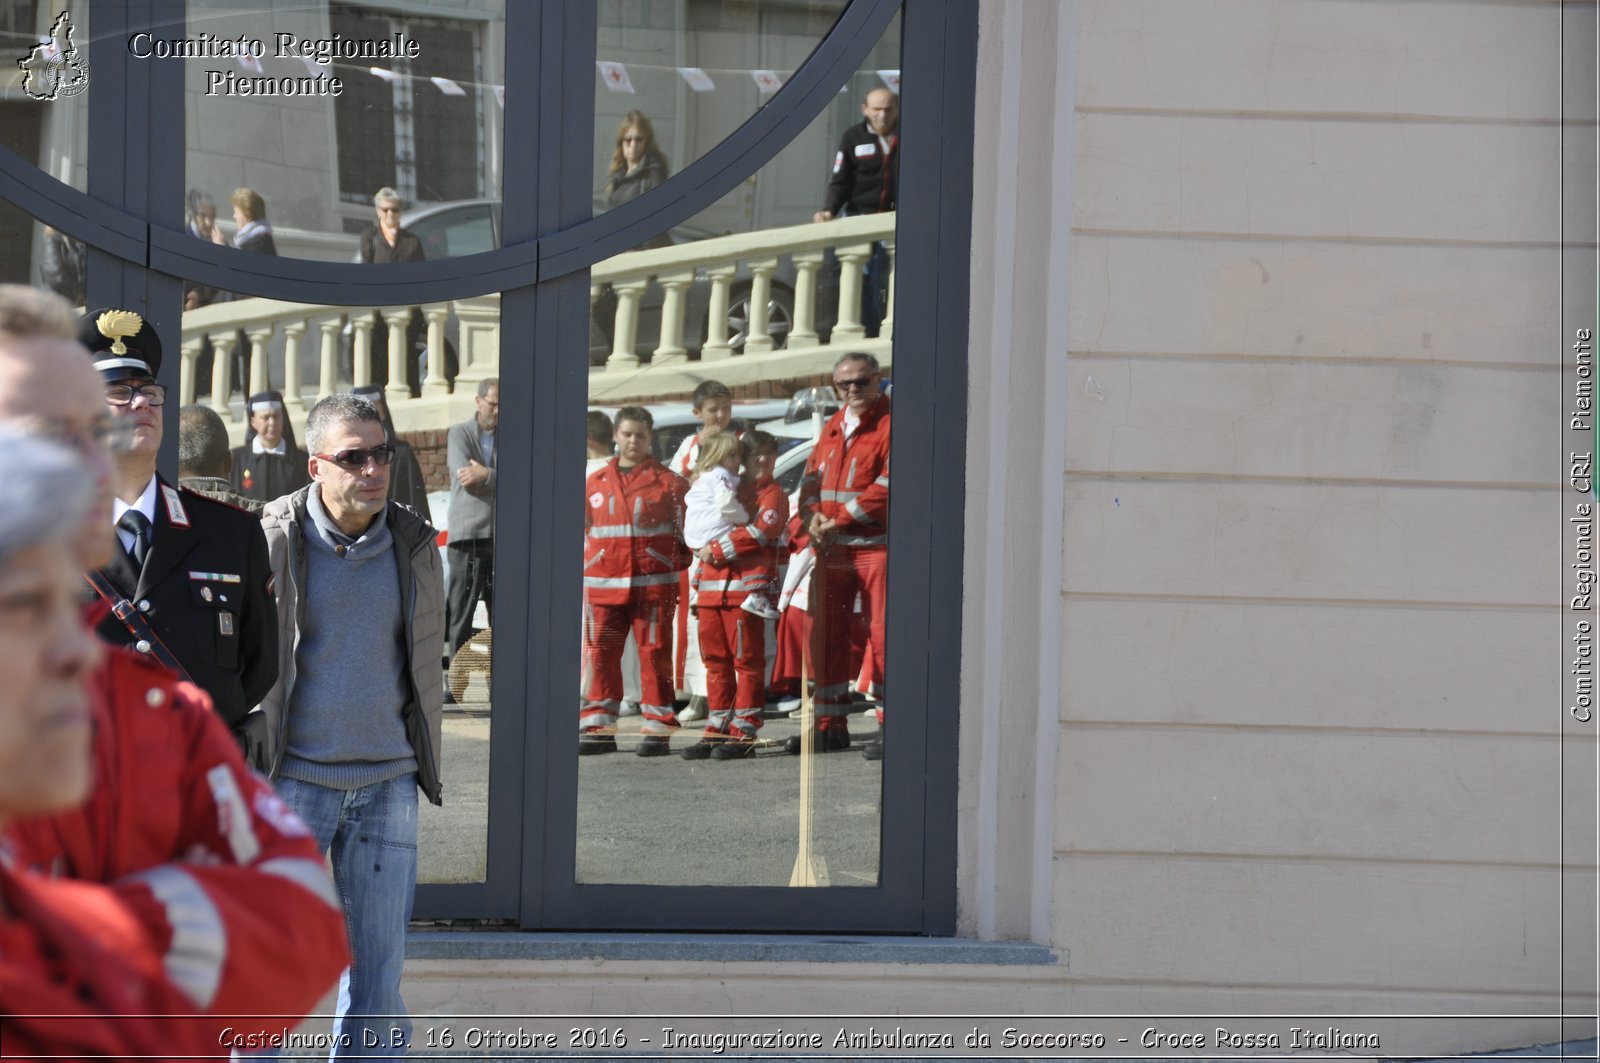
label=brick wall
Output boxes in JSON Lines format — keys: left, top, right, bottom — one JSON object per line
{"left": 404, "top": 428, "right": 451, "bottom": 493}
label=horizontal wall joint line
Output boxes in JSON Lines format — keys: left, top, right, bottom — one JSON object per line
{"left": 1073, "top": 227, "right": 1590, "bottom": 251}
{"left": 1056, "top": 849, "right": 1582, "bottom": 873}
{"left": 1066, "top": 350, "right": 1562, "bottom": 372}
{"left": 1058, "top": 720, "right": 1599, "bottom": 742}
{"left": 1064, "top": 471, "right": 1562, "bottom": 491}
{"left": 1060, "top": 591, "right": 1558, "bottom": 612}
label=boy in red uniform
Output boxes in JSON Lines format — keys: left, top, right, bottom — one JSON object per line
{"left": 681, "top": 431, "right": 789, "bottom": 759}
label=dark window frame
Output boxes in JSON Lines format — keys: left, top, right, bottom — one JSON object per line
{"left": 0, "top": 0, "right": 973, "bottom": 935}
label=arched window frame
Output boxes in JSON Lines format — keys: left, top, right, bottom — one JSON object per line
{"left": 0, "top": 0, "right": 975, "bottom": 934}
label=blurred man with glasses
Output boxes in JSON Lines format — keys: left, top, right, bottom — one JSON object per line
{"left": 257, "top": 392, "right": 445, "bottom": 1059}
{"left": 80, "top": 308, "right": 279, "bottom": 757}
{"left": 0, "top": 287, "right": 346, "bottom": 1047}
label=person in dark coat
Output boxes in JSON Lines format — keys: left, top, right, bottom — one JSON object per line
{"left": 79, "top": 307, "right": 278, "bottom": 733}
{"left": 352, "top": 384, "right": 431, "bottom": 523}
{"left": 358, "top": 187, "right": 435, "bottom": 395}
{"left": 230, "top": 390, "right": 310, "bottom": 503}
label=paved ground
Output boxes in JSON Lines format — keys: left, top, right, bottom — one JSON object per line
{"left": 418, "top": 703, "right": 884, "bottom": 888}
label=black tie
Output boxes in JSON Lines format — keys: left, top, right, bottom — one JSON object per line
{"left": 118, "top": 510, "right": 151, "bottom": 570}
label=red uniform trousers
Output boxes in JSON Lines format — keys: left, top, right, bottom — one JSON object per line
{"left": 696, "top": 605, "right": 766, "bottom": 738}
{"left": 810, "top": 544, "right": 887, "bottom": 730}
{"left": 581, "top": 592, "right": 680, "bottom": 734}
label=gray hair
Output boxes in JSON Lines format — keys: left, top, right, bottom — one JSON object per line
{"left": 373, "top": 187, "right": 404, "bottom": 209}
{"left": 304, "top": 393, "right": 382, "bottom": 455}
{"left": 833, "top": 351, "right": 879, "bottom": 374}
{"left": 0, "top": 284, "right": 77, "bottom": 343}
{"left": 178, "top": 404, "right": 231, "bottom": 478}
{"left": 0, "top": 430, "right": 94, "bottom": 569}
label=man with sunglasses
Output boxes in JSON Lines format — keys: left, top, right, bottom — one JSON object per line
{"left": 80, "top": 308, "right": 279, "bottom": 753}
{"left": 787, "top": 351, "right": 892, "bottom": 761}
{"left": 257, "top": 393, "right": 445, "bottom": 1058}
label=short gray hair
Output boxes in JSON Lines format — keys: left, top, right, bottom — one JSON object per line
{"left": 305, "top": 393, "right": 382, "bottom": 455}
{"left": 178, "top": 404, "right": 231, "bottom": 478}
{"left": 833, "top": 351, "right": 879, "bottom": 374}
{"left": 0, "top": 284, "right": 77, "bottom": 343}
{"left": 373, "top": 187, "right": 404, "bottom": 209}
{"left": 0, "top": 430, "right": 94, "bottom": 568}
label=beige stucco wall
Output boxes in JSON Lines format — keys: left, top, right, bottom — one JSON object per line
{"left": 961, "top": 0, "right": 1595, "bottom": 1042}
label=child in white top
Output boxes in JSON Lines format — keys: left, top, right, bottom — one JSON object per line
{"left": 683, "top": 433, "right": 779, "bottom": 619}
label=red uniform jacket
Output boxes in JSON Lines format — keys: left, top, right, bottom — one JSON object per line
{"left": 2, "top": 644, "right": 348, "bottom": 1038}
{"left": 583, "top": 457, "right": 690, "bottom": 605}
{"left": 698, "top": 476, "right": 789, "bottom": 606}
{"left": 797, "top": 394, "right": 891, "bottom": 548}
{"left": 0, "top": 865, "right": 226, "bottom": 1061}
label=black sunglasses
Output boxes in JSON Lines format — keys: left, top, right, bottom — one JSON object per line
{"left": 315, "top": 444, "right": 396, "bottom": 470}
{"left": 833, "top": 375, "right": 878, "bottom": 390}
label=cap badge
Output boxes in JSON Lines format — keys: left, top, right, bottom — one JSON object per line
{"left": 96, "top": 309, "right": 144, "bottom": 355}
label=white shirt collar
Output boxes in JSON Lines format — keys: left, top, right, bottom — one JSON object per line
{"left": 252, "top": 436, "right": 288, "bottom": 456}
{"left": 112, "top": 476, "right": 161, "bottom": 553}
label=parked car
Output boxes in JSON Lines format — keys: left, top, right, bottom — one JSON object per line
{"left": 380, "top": 198, "right": 840, "bottom": 367}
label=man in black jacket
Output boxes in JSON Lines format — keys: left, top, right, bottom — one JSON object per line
{"left": 814, "top": 88, "right": 899, "bottom": 336}
{"left": 79, "top": 308, "right": 278, "bottom": 736}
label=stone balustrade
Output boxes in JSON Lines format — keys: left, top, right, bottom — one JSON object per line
{"left": 181, "top": 212, "right": 896, "bottom": 436}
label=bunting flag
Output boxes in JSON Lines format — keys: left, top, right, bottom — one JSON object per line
{"left": 677, "top": 67, "right": 715, "bottom": 92}
{"left": 236, "top": 52, "right": 264, "bottom": 75}
{"left": 877, "top": 69, "right": 901, "bottom": 94}
{"left": 750, "top": 69, "right": 783, "bottom": 94}
{"left": 597, "top": 61, "right": 635, "bottom": 94}
{"left": 369, "top": 67, "right": 401, "bottom": 84}
{"left": 491, "top": 84, "right": 506, "bottom": 109}
{"left": 430, "top": 76, "right": 466, "bottom": 96}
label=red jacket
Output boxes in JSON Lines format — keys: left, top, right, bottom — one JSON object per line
{"left": 583, "top": 456, "right": 690, "bottom": 605}
{"left": 1, "top": 644, "right": 348, "bottom": 1039}
{"left": 0, "top": 865, "right": 227, "bottom": 1061}
{"left": 698, "top": 476, "right": 790, "bottom": 606}
{"left": 798, "top": 394, "right": 891, "bottom": 548}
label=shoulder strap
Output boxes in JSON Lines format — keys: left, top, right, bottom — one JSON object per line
{"left": 82, "top": 570, "right": 194, "bottom": 685}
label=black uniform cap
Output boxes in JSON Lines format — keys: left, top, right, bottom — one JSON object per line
{"left": 80, "top": 307, "right": 162, "bottom": 382}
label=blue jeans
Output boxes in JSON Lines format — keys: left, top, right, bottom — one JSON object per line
{"left": 275, "top": 774, "right": 418, "bottom": 1061}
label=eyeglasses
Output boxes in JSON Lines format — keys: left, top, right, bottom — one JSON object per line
{"left": 315, "top": 444, "right": 396, "bottom": 470}
{"left": 104, "top": 383, "right": 167, "bottom": 407}
{"left": 833, "top": 375, "right": 878, "bottom": 391}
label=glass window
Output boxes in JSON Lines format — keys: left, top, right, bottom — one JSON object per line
{"left": 577, "top": 16, "right": 901, "bottom": 889}
{"left": 182, "top": 1, "right": 505, "bottom": 262}
{"left": 1, "top": 2, "right": 91, "bottom": 193}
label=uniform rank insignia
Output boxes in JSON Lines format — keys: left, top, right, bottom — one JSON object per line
{"left": 241, "top": 467, "right": 253, "bottom": 492}
{"left": 162, "top": 485, "right": 190, "bottom": 527}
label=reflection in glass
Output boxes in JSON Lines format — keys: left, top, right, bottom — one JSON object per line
{"left": 184, "top": 1, "right": 504, "bottom": 262}
{"left": 578, "top": 14, "right": 899, "bottom": 889}
{"left": 178, "top": 280, "right": 500, "bottom": 884}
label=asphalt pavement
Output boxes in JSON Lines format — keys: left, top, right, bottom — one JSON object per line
{"left": 418, "top": 704, "right": 884, "bottom": 888}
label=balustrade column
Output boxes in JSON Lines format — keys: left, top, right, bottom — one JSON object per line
{"left": 281, "top": 321, "right": 307, "bottom": 418}
{"left": 831, "top": 243, "right": 871, "bottom": 345}
{"left": 383, "top": 308, "right": 412, "bottom": 402}
{"left": 351, "top": 315, "right": 374, "bottom": 387}
{"left": 700, "top": 267, "right": 737, "bottom": 362}
{"left": 605, "top": 279, "right": 649, "bottom": 372}
{"left": 247, "top": 327, "right": 273, "bottom": 396}
{"left": 879, "top": 239, "right": 896, "bottom": 342}
{"left": 743, "top": 258, "right": 778, "bottom": 354}
{"left": 210, "top": 333, "right": 236, "bottom": 419}
{"left": 652, "top": 271, "right": 694, "bottom": 365}
{"left": 423, "top": 304, "right": 450, "bottom": 396}
{"left": 179, "top": 338, "right": 202, "bottom": 406}
{"left": 317, "top": 319, "right": 342, "bottom": 401}
{"left": 789, "top": 252, "right": 823, "bottom": 349}
{"left": 451, "top": 296, "right": 501, "bottom": 390}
